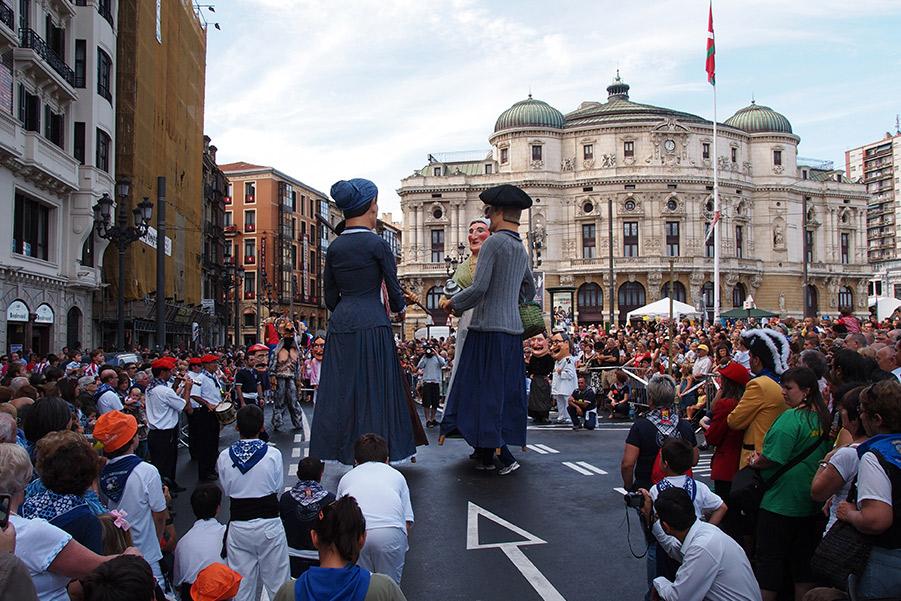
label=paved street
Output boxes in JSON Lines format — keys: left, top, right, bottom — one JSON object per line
{"left": 170, "top": 403, "right": 714, "bottom": 601}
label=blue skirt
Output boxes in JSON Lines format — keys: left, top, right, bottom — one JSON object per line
{"left": 310, "top": 326, "right": 416, "bottom": 464}
{"left": 439, "top": 330, "right": 527, "bottom": 449}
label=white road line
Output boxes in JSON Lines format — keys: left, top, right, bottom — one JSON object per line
{"left": 294, "top": 434, "right": 303, "bottom": 443}
{"left": 575, "top": 461, "right": 607, "bottom": 475}
{"left": 526, "top": 445, "right": 548, "bottom": 454}
{"left": 302, "top": 409, "right": 311, "bottom": 442}
{"left": 304, "top": 447, "right": 310, "bottom": 458}
{"left": 500, "top": 546, "right": 567, "bottom": 601}
{"left": 292, "top": 447, "right": 301, "bottom": 458}
{"left": 613, "top": 487, "right": 628, "bottom": 495}
{"left": 534, "top": 444, "right": 559, "bottom": 454}
{"left": 562, "top": 461, "right": 594, "bottom": 476}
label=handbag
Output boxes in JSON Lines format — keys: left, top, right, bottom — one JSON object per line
{"left": 729, "top": 430, "right": 829, "bottom": 524}
{"left": 519, "top": 302, "right": 545, "bottom": 339}
{"left": 811, "top": 482, "right": 872, "bottom": 589}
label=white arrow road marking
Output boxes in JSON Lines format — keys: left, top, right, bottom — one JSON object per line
{"left": 613, "top": 487, "right": 628, "bottom": 495}
{"left": 534, "top": 444, "right": 559, "bottom": 454}
{"left": 575, "top": 461, "right": 607, "bottom": 475}
{"left": 562, "top": 462, "right": 594, "bottom": 476}
{"left": 526, "top": 444, "right": 548, "bottom": 454}
{"left": 466, "top": 502, "right": 566, "bottom": 601}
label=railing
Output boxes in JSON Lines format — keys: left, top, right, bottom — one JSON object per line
{"left": 19, "top": 28, "right": 75, "bottom": 86}
{"left": 0, "top": 2, "right": 14, "bottom": 32}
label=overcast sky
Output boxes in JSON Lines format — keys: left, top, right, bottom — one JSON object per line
{"left": 203, "top": 0, "right": 901, "bottom": 218}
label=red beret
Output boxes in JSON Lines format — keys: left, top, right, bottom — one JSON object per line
{"left": 719, "top": 361, "right": 750, "bottom": 386}
{"left": 188, "top": 357, "right": 202, "bottom": 366}
{"left": 200, "top": 354, "right": 220, "bottom": 364}
{"left": 150, "top": 357, "right": 177, "bottom": 370}
{"left": 247, "top": 344, "right": 269, "bottom": 353}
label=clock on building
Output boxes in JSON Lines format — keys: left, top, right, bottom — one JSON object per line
{"left": 664, "top": 139, "right": 676, "bottom": 152}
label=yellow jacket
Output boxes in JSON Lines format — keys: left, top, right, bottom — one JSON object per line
{"left": 727, "top": 375, "right": 787, "bottom": 468}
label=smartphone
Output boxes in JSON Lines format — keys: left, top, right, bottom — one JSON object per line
{"left": 0, "top": 493, "right": 11, "bottom": 530}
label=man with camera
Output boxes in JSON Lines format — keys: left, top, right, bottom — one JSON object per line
{"left": 637, "top": 487, "right": 760, "bottom": 601}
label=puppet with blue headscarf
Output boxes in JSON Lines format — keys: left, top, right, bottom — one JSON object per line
{"left": 309, "top": 178, "right": 421, "bottom": 464}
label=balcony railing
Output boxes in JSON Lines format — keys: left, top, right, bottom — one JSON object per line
{"left": 245, "top": 193, "right": 255, "bottom": 203}
{"left": 19, "top": 28, "right": 75, "bottom": 86}
{"left": 0, "top": 2, "right": 13, "bottom": 32}
{"left": 224, "top": 224, "right": 237, "bottom": 235}
{"left": 224, "top": 195, "right": 232, "bottom": 205}
{"left": 244, "top": 223, "right": 255, "bottom": 232}
{"left": 244, "top": 255, "right": 256, "bottom": 264}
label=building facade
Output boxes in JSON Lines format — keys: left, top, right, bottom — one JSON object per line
{"left": 219, "top": 162, "right": 328, "bottom": 344}
{"left": 201, "top": 135, "right": 227, "bottom": 347}
{"left": 1, "top": 0, "right": 117, "bottom": 354}
{"left": 98, "top": 0, "right": 207, "bottom": 350}
{"left": 399, "top": 74, "right": 872, "bottom": 332}
{"left": 845, "top": 131, "right": 901, "bottom": 296}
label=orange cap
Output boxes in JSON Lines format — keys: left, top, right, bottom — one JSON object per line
{"left": 191, "top": 563, "right": 242, "bottom": 601}
{"left": 93, "top": 411, "right": 138, "bottom": 453}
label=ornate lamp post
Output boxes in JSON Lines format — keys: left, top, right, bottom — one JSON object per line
{"left": 225, "top": 263, "right": 245, "bottom": 347}
{"left": 93, "top": 180, "right": 153, "bottom": 351}
{"left": 443, "top": 241, "right": 467, "bottom": 276}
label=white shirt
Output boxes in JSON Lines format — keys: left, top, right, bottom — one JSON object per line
{"left": 187, "top": 370, "right": 204, "bottom": 408}
{"left": 198, "top": 370, "right": 221, "bottom": 408}
{"left": 650, "top": 476, "right": 723, "bottom": 559}
{"left": 146, "top": 382, "right": 186, "bottom": 429}
{"left": 857, "top": 451, "right": 893, "bottom": 508}
{"left": 733, "top": 350, "right": 751, "bottom": 369}
{"left": 692, "top": 355, "right": 713, "bottom": 377}
{"left": 653, "top": 521, "right": 761, "bottom": 601}
{"left": 825, "top": 444, "right": 861, "bottom": 532}
{"left": 892, "top": 366, "right": 901, "bottom": 382}
{"left": 97, "top": 389, "right": 124, "bottom": 414}
{"left": 217, "top": 443, "right": 284, "bottom": 499}
{"left": 10, "top": 514, "right": 72, "bottom": 601}
{"left": 172, "top": 518, "right": 227, "bottom": 586}
{"left": 105, "top": 455, "right": 167, "bottom": 564}
{"left": 551, "top": 356, "right": 577, "bottom": 396}
{"left": 337, "top": 462, "right": 413, "bottom": 531}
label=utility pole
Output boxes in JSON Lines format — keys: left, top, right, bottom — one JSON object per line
{"left": 607, "top": 197, "right": 614, "bottom": 326}
{"left": 156, "top": 177, "right": 166, "bottom": 351}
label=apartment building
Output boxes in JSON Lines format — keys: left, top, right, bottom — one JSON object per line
{"left": 0, "top": 0, "right": 117, "bottom": 354}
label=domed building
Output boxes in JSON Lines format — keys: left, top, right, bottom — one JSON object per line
{"left": 399, "top": 74, "right": 871, "bottom": 329}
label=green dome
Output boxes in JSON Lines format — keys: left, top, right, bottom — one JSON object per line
{"left": 724, "top": 101, "right": 793, "bottom": 134}
{"left": 494, "top": 95, "right": 565, "bottom": 132}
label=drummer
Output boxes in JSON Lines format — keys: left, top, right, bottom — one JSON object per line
{"left": 190, "top": 354, "right": 224, "bottom": 482}
{"left": 185, "top": 357, "right": 205, "bottom": 460}
{"left": 146, "top": 356, "right": 194, "bottom": 492}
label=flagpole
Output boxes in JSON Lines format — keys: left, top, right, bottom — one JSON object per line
{"left": 713, "top": 82, "right": 720, "bottom": 323}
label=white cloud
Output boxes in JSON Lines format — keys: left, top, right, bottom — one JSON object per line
{"left": 205, "top": 1, "right": 901, "bottom": 214}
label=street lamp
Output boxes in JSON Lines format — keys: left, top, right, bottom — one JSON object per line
{"left": 225, "top": 263, "right": 245, "bottom": 347}
{"left": 94, "top": 180, "right": 153, "bottom": 351}
{"left": 443, "top": 241, "right": 467, "bottom": 276}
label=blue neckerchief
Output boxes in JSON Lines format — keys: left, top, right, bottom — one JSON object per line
{"left": 15, "top": 428, "right": 26, "bottom": 450}
{"left": 100, "top": 455, "right": 143, "bottom": 504}
{"left": 25, "top": 479, "right": 107, "bottom": 515}
{"left": 294, "top": 564, "right": 371, "bottom": 601}
{"left": 228, "top": 439, "right": 268, "bottom": 474}
{"left": 656, "top": 476, "right": 697, "bottom": 501}
{"left": 20, "top": 489, "right": 91, "bottom": 524}
{"left": 203, "top": 370, "right": 221, "bottom": 389}
{"left": 146, "top": 377, "right": 168, "bottom": 394}
{"left": 754, "top": 367, "right": 781, "bottom": 384}
{"left": 858, "top": 434, "right": 901, "bottom": 471}
{"left": 93, "top": 383, "right": 117, "bottom": 404}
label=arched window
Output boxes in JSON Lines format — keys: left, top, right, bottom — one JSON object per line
{"left": 66, "top": 307, "right": 82, "bottom": 349}
{"left": 838, "top": 287, "right": 853, "bottom": 310}
{"left": 618, "top": 282, "right": 646, "bottom": 323}
{"left": 661, "top": 281, "right": 686, "bottom": 303}
{"left": 732, "top": 283, "right": 747, "bottom": 308}
{"left": 577, "top": 283, "right": 603, "bottom": 324}
{"left": 805, "top": 285, "right": 819, "bottom": 318}
{"left": 426, "top": 286, "right": 448, "bottom": 325}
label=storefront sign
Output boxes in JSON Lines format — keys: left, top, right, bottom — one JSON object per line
{"left": 34, "top": 303, "right": 54, "bottom": 324}
{"left": 6, "top": 300, "right": 29, "bottom": 322}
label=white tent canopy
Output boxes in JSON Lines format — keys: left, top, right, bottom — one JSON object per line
{"left": 868, "top": 296, "right": 901, "bottom": 321}
{"left": 626, "top": 297, "right": 701, "bottom": 321}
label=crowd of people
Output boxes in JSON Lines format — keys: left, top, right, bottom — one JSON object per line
{"left": 1, "top": 176, "right": 900, "bottom": 601}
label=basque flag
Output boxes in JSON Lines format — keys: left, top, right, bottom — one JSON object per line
{"left": 706, "top": 2, "right": 715, "bottom": 85}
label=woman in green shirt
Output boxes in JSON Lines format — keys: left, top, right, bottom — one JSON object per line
{"left": 747, "top": 366, "right": 833, "bottom": 601}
